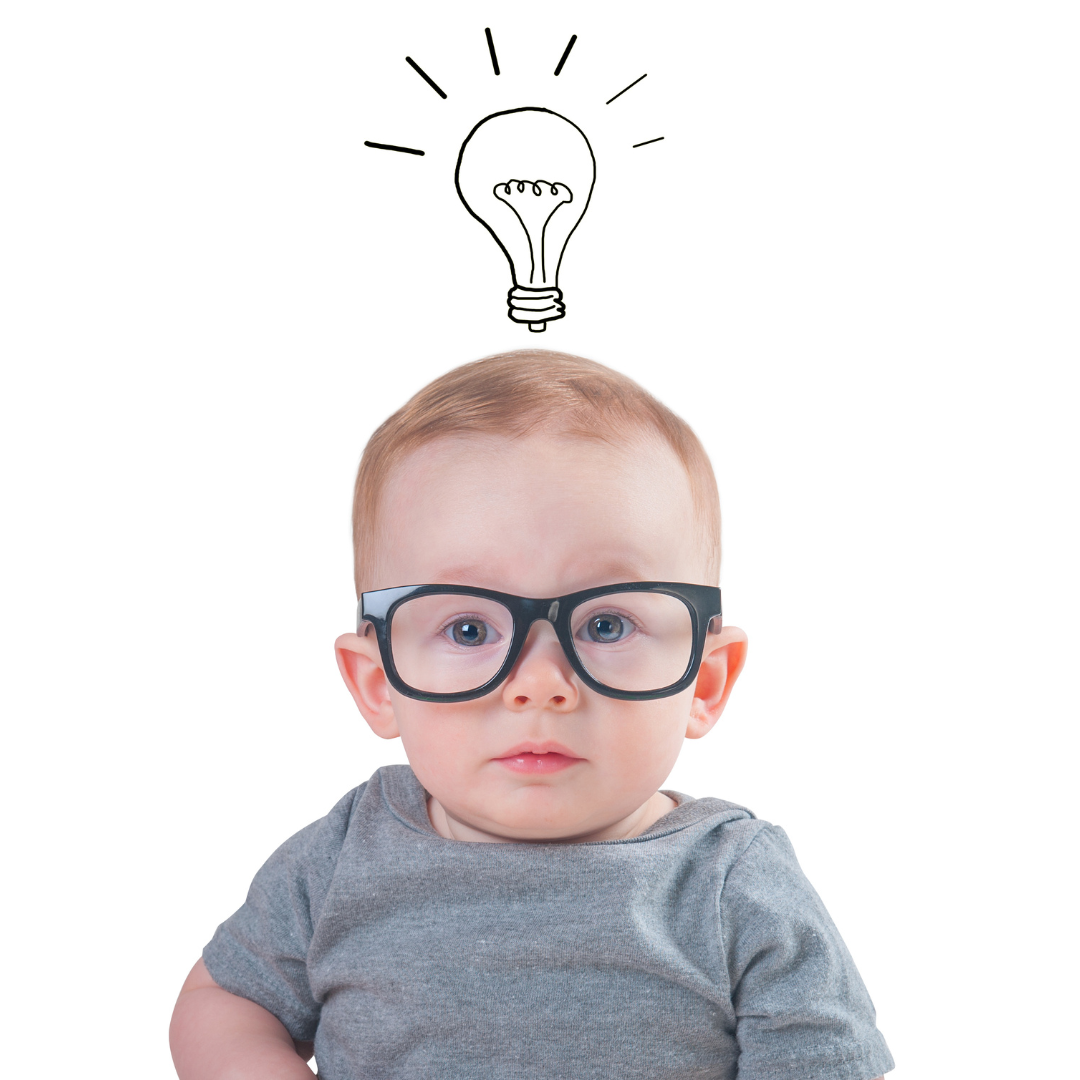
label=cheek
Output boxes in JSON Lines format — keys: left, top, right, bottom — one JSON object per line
{"left": 392, "top": 698, "right": 489, "bottom": 770}
{"left": 591, "top": 694, "right": 691, "bottom": 768}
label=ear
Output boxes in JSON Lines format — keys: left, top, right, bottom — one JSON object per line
{"left": 335, "top": 629, "right": 400, "bottom": 739}
{"left": 686, "top": 625, "right": 748, "bottom": 739}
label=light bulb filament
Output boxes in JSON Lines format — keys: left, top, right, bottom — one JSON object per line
{"left": 493, "top": 180, "right": 573, "bottom": 286}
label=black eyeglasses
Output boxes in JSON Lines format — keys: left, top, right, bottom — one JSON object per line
{"left": 358, "top": 582, "right": 722, "bottom": 703}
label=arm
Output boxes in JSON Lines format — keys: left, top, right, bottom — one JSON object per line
{"left": 170, "top": 958, "right": 315, "bottom": 1080}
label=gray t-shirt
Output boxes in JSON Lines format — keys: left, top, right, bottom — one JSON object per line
{"left": 204, "top": 765, "right": 893, "bottom": 1080}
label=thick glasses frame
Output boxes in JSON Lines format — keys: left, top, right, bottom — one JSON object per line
{"left": 358, "top": 581, "right": 722, "bottom": 703}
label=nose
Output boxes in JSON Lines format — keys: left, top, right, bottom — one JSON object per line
{"left": 501, "top": 619, "right": 578, "bottom": 712}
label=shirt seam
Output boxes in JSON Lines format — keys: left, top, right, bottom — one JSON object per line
{"left": 722, "top": 821, "right": 778, "bottom": 886}
{"left": 713, "top": 820, "right": 776, "bottom": 1011}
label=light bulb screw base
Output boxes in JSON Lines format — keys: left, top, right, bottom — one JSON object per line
{"left": 507, "top": 285, "right": 565, "bottom": 332}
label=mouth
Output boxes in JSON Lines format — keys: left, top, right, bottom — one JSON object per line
{"left": 493, "top": 741, "right": 584, "bottom": 775}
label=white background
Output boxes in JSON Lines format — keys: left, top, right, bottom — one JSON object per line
{"left": 2, "top": 1, "right": 1077, "bottom": 1076}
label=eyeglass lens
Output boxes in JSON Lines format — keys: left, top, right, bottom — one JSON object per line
{"left": 388, "top": 592, "right": 694, "bottom": 695}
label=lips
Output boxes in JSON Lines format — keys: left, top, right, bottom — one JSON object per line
{"left": 493, "top": 742, "right": 584, "bottom": 775}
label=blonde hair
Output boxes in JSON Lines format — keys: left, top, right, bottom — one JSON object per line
{"left": 352, "top": 349, "right": 720, "bottom": 594}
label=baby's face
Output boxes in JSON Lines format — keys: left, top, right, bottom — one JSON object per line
{"left": 337, "top": 431, "right": 745, "bottom": 843}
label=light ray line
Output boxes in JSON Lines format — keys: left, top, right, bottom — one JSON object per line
{"left": 606, "top": 73, "right": 647, "bottom": 105}
{"left": 632, "top": 136, "right": 664, "bottom": 148}
{"left": 485, "top": 28, "right": 500, "bottom": 75}
{"left": 405, "top": 56, "right": 447, "bottom": 99}
{"left": 365, "top": 141, "right": 426, "bottom": 156}
{"left": 553, "top": 35, "right": 577, "bottom": 76}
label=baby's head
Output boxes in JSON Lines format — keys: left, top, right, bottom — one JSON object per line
{"left": 336, "top": 350, "right": 747, "bottom": 843}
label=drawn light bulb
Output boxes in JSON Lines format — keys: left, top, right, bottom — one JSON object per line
{"left": 456, "top": 107, "right": 595, "bottom": 331}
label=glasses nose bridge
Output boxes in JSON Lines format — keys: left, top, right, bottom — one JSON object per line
{"left": 516, "top": 597, "right": 570, "bottom": 654}
{"left": 516, "top": 595, "right": 562, "bottom": 629}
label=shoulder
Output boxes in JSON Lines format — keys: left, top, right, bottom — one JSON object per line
{"left": 258, "top": 767, "right": 412, "bottom": 890}
{"left": 719, "top": 823, "right": 809, "bottom": 900}
{"left": 715, "top": 822, "right": 851, "bottom": 984}
{"left": 277, "top": 780, "right": 368, "bottom": 860}
{"left": 239, "top": 768, "right": 416, "bottom": 927}
{"left": 651, "top": 799, "right": 828, "bottom": 925}
{"left": 273, "top": 763, "right": 429, "bottom": 872}
{"left": 658, "top": 793, "right": 775, "bottom": 876}
{"left": 713, "top": 821, "right": 831, "bottom": 937}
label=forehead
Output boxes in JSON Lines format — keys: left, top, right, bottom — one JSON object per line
{"left": 372, "top": 431, "right": 706, "bottom": 595}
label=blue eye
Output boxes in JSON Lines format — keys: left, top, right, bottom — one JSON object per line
{"left": 450, "top": 620, "right": 488, "bottom": 646}
{"left": 587, "top": 614, "right": 626, "bottom": 643}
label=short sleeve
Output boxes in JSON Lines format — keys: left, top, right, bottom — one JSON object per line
{"left": 720, "top": 825, "right": 894, "bottom": 1080}
{"left": 201, "top": 786, "right": 360, "bottom": 1042}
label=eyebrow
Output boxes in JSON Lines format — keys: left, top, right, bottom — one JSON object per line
{"left": 427, "top": 565, "right": 498, "bottom": 585}
{"left": 424, "top": 561, "right": 655, "bottom": 594}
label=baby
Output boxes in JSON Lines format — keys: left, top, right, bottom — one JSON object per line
{"left": 170, "top": 350, "right": 893, "bottom": 1080}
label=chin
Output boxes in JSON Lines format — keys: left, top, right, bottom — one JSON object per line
{"left": 469, "top": 797, "right": 586, "bottom": 840}
{"left": 491, "top": 803, "right": 609, "bottom": 842}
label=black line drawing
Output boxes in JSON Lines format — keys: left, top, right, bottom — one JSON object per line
{"left": 364, "top": 141, "right": 426, "bottom": 156}
{"left": 553, "top": 35, "right": 577, "bottom": 76}
{"left": 456, "top": 108, "right": 595, "bottom": 332}
{"left": 494, "top": 181, "right": 573, "bottom": 285}
{"left": 606, "top": 74, "right": 647, "bottom": 105}
{"left": 485, "top": 28, "right": 500, "bottom": 75}
{"left": 366, "top": 30, "right": 663, "bottom": 328}
{"left": 405, "top": 56, "right": 447, "bottom": 99}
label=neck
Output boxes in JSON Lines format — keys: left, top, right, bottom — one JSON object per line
{"left": 426, "top": 791, "right": 677, "bottom": 844}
